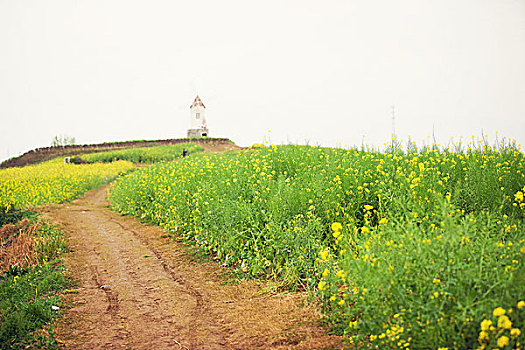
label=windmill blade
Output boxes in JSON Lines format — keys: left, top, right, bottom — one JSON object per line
{"left": 189, "top": 80, "right": 198, "bottom": 95}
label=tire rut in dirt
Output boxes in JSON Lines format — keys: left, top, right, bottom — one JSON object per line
{"left": 89, "top": 265, "right": 120, "bottom": 316}
{"left": 105, "top": 215, "right": 233, "bottom": 349}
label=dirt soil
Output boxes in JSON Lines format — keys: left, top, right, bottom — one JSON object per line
{"left": 40, "top": 186, "right": 343, "bottom": 349}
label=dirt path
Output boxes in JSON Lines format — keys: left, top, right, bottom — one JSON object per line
{"left": 41, "top": 186, "right": 342, "bottom": 349}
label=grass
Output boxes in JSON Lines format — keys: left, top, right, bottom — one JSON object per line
{"left": 0, "top": 210, "right": 36, "bottom": 227}
{"left": 109, "top": 141, "right": 525, "bottom": 348}
{"left": 0, "top": 212, "right": 69, "bottom": 349}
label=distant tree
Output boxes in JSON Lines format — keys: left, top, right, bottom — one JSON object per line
{"left": 51, "top": 135, "right": 76, "bottom": 147}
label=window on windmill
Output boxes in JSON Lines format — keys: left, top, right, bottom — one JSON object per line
{"left": 196, "top": 113, "right": 200, "bottom": 119}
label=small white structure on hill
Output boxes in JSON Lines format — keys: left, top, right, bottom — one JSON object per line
{"left": 187, "top": 96, "right": 209, "bottom": 138}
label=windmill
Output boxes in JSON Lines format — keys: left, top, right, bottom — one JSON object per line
{"left": 187, "top": 96, "right": 209, "bottom": 138}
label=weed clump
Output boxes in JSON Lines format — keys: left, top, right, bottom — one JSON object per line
{"left": 0, "top": 213, "right": 68, "bottom": 349}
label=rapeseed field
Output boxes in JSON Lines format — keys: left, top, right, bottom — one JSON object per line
{"left": 0, "top": 158, "right": 134, "bottom": 212}
{"left": 80, "top": 143, "right": 202, "bottom": 163}
{"left": 109, "top": 143, "right": 525, "bottom": 349}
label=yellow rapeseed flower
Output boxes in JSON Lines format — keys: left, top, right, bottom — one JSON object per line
{"left": 480, "top": 319, "right": 492, "bottom": 331}
{"left": 478, "top": 331, "right": 489, "bottom": 342}
{"left": 497, "top": 315, "right": 512, "bottom": 330}
{"left": 518, "top": 300, "right": 525, "bottom": 309}
{"left": 320, "top": 249, "right": 329, "bottom": 261}
{"left": 318, "top": 280, "right": 327, "bottom": 291}
{"left": 493, "top": 307, "right": 506, "bottom": 317}
{"left": 497, "top": 335, "right": 509, "bottom": 348}
{"left": 331, "top": 222, "right": 343, "bottom": 232}
{"left": 332, "top": 230, "right": 342, "bottom": 239}
{"left": 510, "top": 328, "right": 521, "bottom": 337}
{"left": 364, "top": 204, "right": 374, "bottom": 211}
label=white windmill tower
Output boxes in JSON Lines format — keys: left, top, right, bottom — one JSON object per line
{"left": 187, "top": 96, "right": 209, "bottom": 138}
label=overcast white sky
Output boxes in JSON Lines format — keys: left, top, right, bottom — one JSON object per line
{"left": 1, "top": 0, "right": 524, "bottom": 162}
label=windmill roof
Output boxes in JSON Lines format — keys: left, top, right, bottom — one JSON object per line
{"left": 190, "top": 96, "right": 205, "bottom": 108}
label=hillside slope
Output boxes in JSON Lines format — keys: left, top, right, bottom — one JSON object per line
{"left": 1, "top": 138, "right": 236, "bottom": 168}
